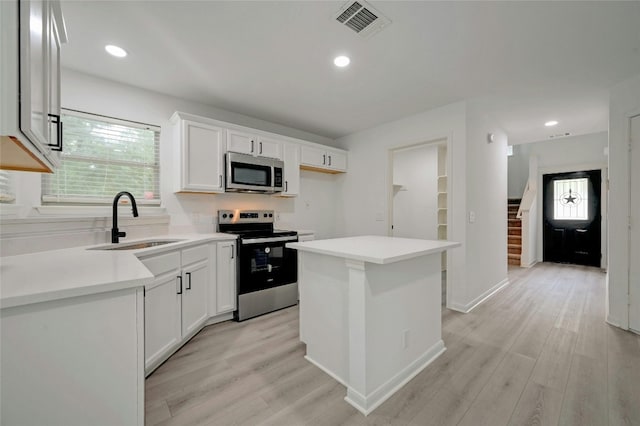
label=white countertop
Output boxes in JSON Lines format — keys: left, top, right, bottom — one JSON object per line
{"left": 287, "top": 235, "right": 460, "bottom": 265}
{"left": 0, "top": 233, "right": 236, "bottom": 309}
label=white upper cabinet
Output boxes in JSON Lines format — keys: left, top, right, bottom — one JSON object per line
{"left": 279, "top": 142, "right": 300, "bottom": 197}
{"left": 300, "top": 145, "right": 347, "bottom": 173}
{"left": 0, "top": 0, "right": 66, "bottom": 172}
{"left": 226, "top": 129, "right": 282, "bottom": 159}
{"left": 171, "top": 113, "right": 225, "bottom": 193}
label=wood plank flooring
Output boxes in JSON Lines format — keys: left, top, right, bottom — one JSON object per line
{"left": 145, "top": 263, "right": 640, "bottom": 426}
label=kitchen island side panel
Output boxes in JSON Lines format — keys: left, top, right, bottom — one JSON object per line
{"left": 298, "top": 251, "right": 350, "bottom": 383}
{"left": 299, "top": 250, "right": 444, "bottom": 398}
{"left": 363, "top": 254, "right": 442, "bottom": 394}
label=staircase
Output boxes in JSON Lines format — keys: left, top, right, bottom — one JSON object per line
{"left": 508, "top": 199, "right": 522, "bottom": 266}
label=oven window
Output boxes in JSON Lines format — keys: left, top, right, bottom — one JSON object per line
{"left": 232, "top": 163, "right": 271, "bottom": 186}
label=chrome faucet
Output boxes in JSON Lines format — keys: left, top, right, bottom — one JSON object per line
{"left": 112, "top": 191, "right": 139, "bottom": 243}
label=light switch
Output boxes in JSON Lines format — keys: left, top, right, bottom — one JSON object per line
{"left": 469, "top": 211, "right": 476, "bottom": 223}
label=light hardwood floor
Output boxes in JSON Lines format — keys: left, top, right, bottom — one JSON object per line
{"left": 146, "top": 263, "right": 640, "bottom": 426}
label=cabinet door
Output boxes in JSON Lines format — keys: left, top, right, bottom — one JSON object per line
{"left": 257, "top": 136, "right": 283, "bottom": 159}
{"left": 181, "top": 259, "right": 209, "bottom": 337}
{"left": 144, "top": 272, "right": 182, "bottom": 371}
{"left": 280, "top": 143, "right": 300, "bottom": 196}
{"left": 19, "top": 0, "right": 49, "bottom": 149}
{"left": 46, "top": 3, "right": 62, "bottom": 163}
{"left": 327, "top": 150, "right": 347, "bottom": 172}
{"left": 216, "top": 241, "right": 237, "bottom": 313}
{"left": 227, "top": 129, "right": 256, "bottom": 155}
{"left": 300, "top": 145, "right": 327, "bottom": 168}
{"left": 180, "top": 120, "right": 224, "bottom": 192}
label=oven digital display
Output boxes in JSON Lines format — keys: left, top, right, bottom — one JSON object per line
{"left": 240, "top": 213, "right": 259, "bottom": 219}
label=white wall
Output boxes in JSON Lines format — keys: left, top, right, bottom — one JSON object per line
{"left": 464, "top": 99, "right": 509, "bottom": 311}
{"left": 608, "top": 73, "right": 640, "bottom": 330}
{"left": 509, "top": 132, "right": 608, "bottom": 199}
{"left": 337, "top": 100, "right": 509, "bottom": 313}
{"left": 3, "top": 69, "right": 343, "bottom": 254}
{"left": 391, "top": 144, "right": 439, "bottom": 239}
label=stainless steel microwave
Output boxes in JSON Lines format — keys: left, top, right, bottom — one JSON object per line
{"left": 225, "top": 152, "right": 284, "bottom": 193}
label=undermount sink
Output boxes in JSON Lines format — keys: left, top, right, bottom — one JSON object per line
{"left": 89, "top": 239, "right": 185, "bottom": 251}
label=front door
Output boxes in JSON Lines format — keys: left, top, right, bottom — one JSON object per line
{"left": 543, "top": 170, "right": 601, "bottom": 267}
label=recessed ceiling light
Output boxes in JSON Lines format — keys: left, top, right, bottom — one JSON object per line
{"left": 334, "top": 55, "right": 350, "bottom": 67}
{"left": 545, "top": 120, "right": 559, "bottom": 127}
{"left": 105, "top": 44, "right": 127, "bottom": 58}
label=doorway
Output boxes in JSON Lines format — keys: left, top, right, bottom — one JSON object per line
{"left": 389, "top": 139, "right": 448, "bottom": 303}
{"left": 542, "top": 169, "right": 601, "bottom": 266}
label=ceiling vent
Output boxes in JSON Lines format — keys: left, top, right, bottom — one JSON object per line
{"left": 335, "top": 1, "right": 391, "bottom": 38}
{"left": 549, "top": 132, "right": 571, "bottom": 139}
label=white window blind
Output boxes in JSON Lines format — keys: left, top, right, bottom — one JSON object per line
{"left": 42, "top": 110, "right": 161, "bottom": 204}
{"left": 0, "top": 171, "right": 16, "bottom": 203}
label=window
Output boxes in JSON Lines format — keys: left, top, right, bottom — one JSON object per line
{"left": 0, "top": 171, "right": 16, "bottom": 204}
{"left": 42, "top": 110, "right": 160, "bottom": 204}
{"left": 553, "top": 178, "right": 588, "bottom": 220}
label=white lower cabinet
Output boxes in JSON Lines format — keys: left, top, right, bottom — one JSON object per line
{"left": 142, "top": 243, "right": 214, "bottom": 374}
{"left": 216, "top": 240, "right": 237, "bottom": 314}
{"left": 1, "top": 287, "right": 145, "bottom": 426}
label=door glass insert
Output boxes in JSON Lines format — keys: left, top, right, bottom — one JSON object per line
{"left": 554, "top": 178, "right": 588, "bottom": 220}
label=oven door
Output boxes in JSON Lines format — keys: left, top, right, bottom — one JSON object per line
{"left": 238, "top": 235, "right": 298, "bottom": 295}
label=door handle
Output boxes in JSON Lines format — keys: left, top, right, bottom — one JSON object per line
{"left": 285, "top": 181, "right": 288, "bottom": 192}
{"left": 322, "top": 154, "right": 326, "bottom": 165}
{"left": 251, "top": 140, "right": 255, "bottom": 153}
{"left": 328, "top": 155, "right": 332, "bottom": 166}
{"left": 186, "top": 272, "right": 192, "bottom": 290}
{"left": 47, "top": 114, "right": 63, "bottom": 152}
{"left": 177, "top": 275, "right": 183, "bottom": 294}
{"left": 259, "top": 142, "right": 263, "bottom": 154}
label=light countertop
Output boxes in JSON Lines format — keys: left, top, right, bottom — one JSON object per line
{"left": 287, "top": 235, "right": 460, "bottom": 265}
{"left": 0, "top": 233, "right": 237, "bottom": 309}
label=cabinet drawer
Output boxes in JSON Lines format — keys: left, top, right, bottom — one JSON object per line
{"left": 182, "top": 244, "right": 210, "bottom": 266}
{"left": 140, "top": 251, "right": 181, "bottom": 276}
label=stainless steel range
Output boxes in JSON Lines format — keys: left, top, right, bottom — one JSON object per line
{"left": 218, "top": 210, "right": 298, "bottom": 321}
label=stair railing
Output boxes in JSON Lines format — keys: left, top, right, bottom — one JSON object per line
{"left": 517, "top": 180, "right": 537, "bottom": 267}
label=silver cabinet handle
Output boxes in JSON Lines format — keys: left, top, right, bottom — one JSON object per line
{"left": 328, "top": 155, "right": 332, "bottom": 166}
{"left": 219, "top": 175, "right": 223, "bottom": 188}
{"left": 322, "top": 154, "right": 326, "bottom": 165}
{"left": 177, "top": 276, "right": 183, "bottom": 294}
{"left": 259, "top": 142, "right": 263, "bottom": 154}
{"left": 251, "top": 140, "right": 255, "bottom": 153}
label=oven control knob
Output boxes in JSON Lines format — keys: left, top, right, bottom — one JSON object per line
{"left": 269, "top": 213, "right": 273, "bottom": 217}
{"left": 222, "top": 214, "right": 227, "bottom": 219}
{"left": 229, "top": 213, "right": 234, "bottom": 218}
{"left": 263, "top": 213, "right": 267, "bottom": 217}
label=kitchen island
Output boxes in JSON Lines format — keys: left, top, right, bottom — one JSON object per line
{"left": 287, "top": 235, "right": 460, "bottom": 415}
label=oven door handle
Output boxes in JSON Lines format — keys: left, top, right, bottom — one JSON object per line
{"left": 241, "top": 236, "right": 298, "bottom": 245}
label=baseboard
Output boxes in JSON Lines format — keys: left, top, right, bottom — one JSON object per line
{"left": 344, "top": 340, "right": 446, "bottom": 416}
{"left": 521, "top": 259, "right": 537, "bottom": 268}
{"left": 304, "top": 355, "right": 348, "bottom": 387}
{"left": 448, "top": 277, "right": 511, "bottom": 314}
{"left": 606, "top": 315, "right": 628, "bottom": 330}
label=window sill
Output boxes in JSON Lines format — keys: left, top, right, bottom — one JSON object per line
{"left": 0, "top": 204, "right": 25, "bottom": 218}
{"left": 35, "top": 205, "right": 167, "bottom": 217}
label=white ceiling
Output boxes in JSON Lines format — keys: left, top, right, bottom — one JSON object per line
{"left": 59, "top": 1, "right": 640, "bottom": 145}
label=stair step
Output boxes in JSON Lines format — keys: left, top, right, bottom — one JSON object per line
{"left": 508, "top": 245, "right": 522, "bottom": 255}
{"left": 508, "top": 237, "right": 522, "bottom": 245}
{"left": 508, "top": 257, "right": 521, "bottom": 266}
{"left": 508, "top": 228, "right": 521, "bottom": 236}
